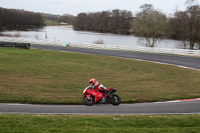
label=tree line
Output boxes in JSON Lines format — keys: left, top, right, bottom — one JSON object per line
{"left": 73, "top": 0, "right": 200, "bottom": 49}
{"left": 73, "top": 9, "right": 133, "bottom": 34}
{"left": 0, "top": 8, "right": 44, "bottom": 30}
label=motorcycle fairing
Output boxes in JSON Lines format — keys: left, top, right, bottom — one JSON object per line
{"left": 85, "top": 90, "right": 104, "bottom": 103}
{"left": 87, "top": 95, "right": 90, "bottom": 99}
{"left": 91, "top": 91, "right": 104, "bottom": 103}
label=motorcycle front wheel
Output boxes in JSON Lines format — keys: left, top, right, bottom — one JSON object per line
{"left": 82, "top": 96, "right": 95, "bottom": 106}
{"left": 110, "top": 94, "right": 121, "bottom": 105}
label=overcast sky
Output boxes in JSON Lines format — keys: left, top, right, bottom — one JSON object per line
{"left": 0, "top": 0, "right": 192, "bottom": 16}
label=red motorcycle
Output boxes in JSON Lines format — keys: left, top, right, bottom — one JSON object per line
{"left": 82, "top": 86, "right": 121, "bottom": 106}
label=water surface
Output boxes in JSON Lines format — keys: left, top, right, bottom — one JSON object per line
{"left": 1, "top": 26, "right": 183, "bottom": 49}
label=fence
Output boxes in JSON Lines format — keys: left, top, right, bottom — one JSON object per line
{"left": 0, "top": 36, "right": 200, "bottom": 56}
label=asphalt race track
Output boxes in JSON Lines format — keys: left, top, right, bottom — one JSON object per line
{"left": 31, "top": 44, "right": 200, "bottom": 70}
{"left": 1, "top": 44, "right": 200, "bottom": 114}
{"left": 1, "top": 100, "right": 200, "bottom": 114}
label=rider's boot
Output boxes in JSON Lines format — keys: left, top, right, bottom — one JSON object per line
{"left": 105, "top": 90, "right": 110, "bottom": 98}
{"left": 101, "top": 97, "right": 106, "bottom": 102}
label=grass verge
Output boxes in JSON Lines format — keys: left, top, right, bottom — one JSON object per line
{"left": 0, "top": 47, "right": 200, "bottom": 104}
{"left": 0, "top": 114, "right": 200, "bottom": 132}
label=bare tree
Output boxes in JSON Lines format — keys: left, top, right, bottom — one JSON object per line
{"left": 131, "top": 5, "right": 167, "bottom": 47}
{"left": 139, "top": 4, "right": 154, "bottom": 15}
{"left": 0, "top": 8, "right": 3, "bottom": 30}
{"left": 169, "top": 0, "right": 200, "bottom": 49}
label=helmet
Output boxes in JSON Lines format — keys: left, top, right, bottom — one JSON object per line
{"left": 89, "top": 78, "right": 96, "bottom": 85}
{"left": 94, "top": 81, "right": 100, "bottom": 87}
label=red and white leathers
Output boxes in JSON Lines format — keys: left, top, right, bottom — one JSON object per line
{"left": 93, "top": 81, "right": 107, "bottom": 92}
{"left": 89, "top": 79, "right": 108, "bottom": 96}
{"left": 92, "top": 81, "right": 110, "bottom": 100}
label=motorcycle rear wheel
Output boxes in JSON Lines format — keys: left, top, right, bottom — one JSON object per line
{"left": 82, "top": 96, "right": 94, "bottom": 106}
{"left": 110, "top": 94, "right": 121, "bottom": 105}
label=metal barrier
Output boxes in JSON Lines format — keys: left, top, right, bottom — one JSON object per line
{"left": 0, "top": 36, "right": 199, "bottom": 56}
{"left": 69, "top": 43, "right": 200, "bottom": 56}
{"left": 0, "top": 42, "right": 30, "bottom": 49}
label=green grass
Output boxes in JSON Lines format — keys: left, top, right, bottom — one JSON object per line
{"left": 0, "top": 114, "right": 200, "bottom": 132}
{"left": 0, "top": 47, "right": 200, "bottom": 104}
{"left": 44, "top": 20, "right": 61, "bottom": 25}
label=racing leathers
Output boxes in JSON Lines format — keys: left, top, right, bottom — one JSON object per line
{"left": 92, "top": 82, "right": 110, "bottom": 99}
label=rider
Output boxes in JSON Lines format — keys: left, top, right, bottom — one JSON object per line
{"left": 89, "top": 78, "right": 110, "bottom": 98}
